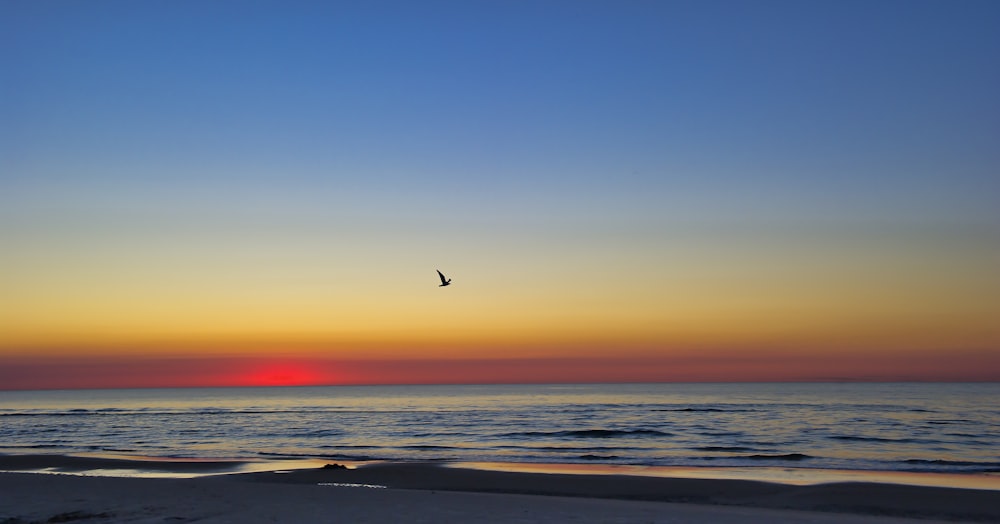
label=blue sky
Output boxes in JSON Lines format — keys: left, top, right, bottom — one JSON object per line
{"left": 5, "top": 1, "right": 998, "bottom": 225}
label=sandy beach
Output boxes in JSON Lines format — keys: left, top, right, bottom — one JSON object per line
{"left": 2, "top": 458, "right": 999, "bottom": 523}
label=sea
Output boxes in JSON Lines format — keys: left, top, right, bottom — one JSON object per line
{"left": 1, "top": 383, "right": 998, "bottom": 475}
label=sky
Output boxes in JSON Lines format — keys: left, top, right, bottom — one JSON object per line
{"left": 2, "top": 0, "right": 998, "bottom": 389}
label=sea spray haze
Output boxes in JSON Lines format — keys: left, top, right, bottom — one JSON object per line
{"left": 1, "top": 383, "right": 998, "bottom": 474}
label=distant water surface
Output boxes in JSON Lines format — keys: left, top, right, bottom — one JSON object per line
{"left": 1, "top": 383, "right": 997, "bottom": 474}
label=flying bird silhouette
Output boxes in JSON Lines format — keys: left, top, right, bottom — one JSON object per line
{"left": 436, "top": 270, "right": 451, "bottom": 287}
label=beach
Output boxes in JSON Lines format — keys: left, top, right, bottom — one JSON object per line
{"left": 2, "top": 458, "right": 1000, "bottom": 523}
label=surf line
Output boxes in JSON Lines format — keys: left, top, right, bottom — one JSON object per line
{"left": 318, "top": 482, "right": 387, "bottom": 489}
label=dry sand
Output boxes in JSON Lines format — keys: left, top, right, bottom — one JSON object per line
{"left": 2, "top": 460, "right": 999, "bottom": 523}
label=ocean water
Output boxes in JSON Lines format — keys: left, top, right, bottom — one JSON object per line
{"left": 1, "top": 383, "right": 998, "bottom": 474}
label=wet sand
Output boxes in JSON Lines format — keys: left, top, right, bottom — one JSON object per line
{"left": 1, "top": 457, "right": 999, "bottom": 523}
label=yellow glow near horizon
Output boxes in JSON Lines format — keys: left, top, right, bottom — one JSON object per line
{"left": 3, "top": 221, "right": 997, "bottom": 379}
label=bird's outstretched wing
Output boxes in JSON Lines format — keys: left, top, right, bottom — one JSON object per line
{"left": 436, "top": 270, "right": 448, "bottom": 284}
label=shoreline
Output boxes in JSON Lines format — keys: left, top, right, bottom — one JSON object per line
{"left": 2, "top": 452, "right": 999, "bottom": 490}
{"left": 2, "top": 455, "right": 1000, "bottom": 522}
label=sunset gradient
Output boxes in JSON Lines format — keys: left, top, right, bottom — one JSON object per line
{"left": 2, "top": 1, "right": 998, "bottom": 389}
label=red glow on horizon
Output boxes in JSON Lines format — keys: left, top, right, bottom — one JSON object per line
{"left": 234, "top": 361, "right": 333, "bottom": 387}
{"left": 0, "top": 349, "right": 998, "bottom": 390}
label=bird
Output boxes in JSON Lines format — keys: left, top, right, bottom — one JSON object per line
{"left": 436, "top": 270, "right": 451, "bottom": 287}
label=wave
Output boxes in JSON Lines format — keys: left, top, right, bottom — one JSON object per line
{"left": 695, "top": 430, "right": 745, "bottom": 437}
{"left": 0, "top": 443, "right": 71, "bottom": 450}
{"left": 652, "top": 407, "right": 756, "bottom": 413}
{"left": 317, "top": 445, "right": 382, "bottom": 452}
{"left": 0, "top": 408, "right": 456, "bottom": 418}
{"left": 505, "top": 429, "right": 673, "bottom": 439}
{"left": 944, "top": 432, "right": 988, "bottom": 438}
{"left": 743, "top": 453, "right": 813, "bottom": 461}
{"left": 258, "top": 451, "right": 385, "bottom": 461}
{"left": 497, "top": 445, "right": 644, "bottom": 452}
{"left": 829, "top": 436, "right": 920, "bottom": 443}
{"left": 578, "top": 454, "right": 621, "bottom": 460}
{"left": 406, "top": 432, "right": 480, "bottom": 439}
{"left": 260, "top": 429, "right": 343, "bottom": 438}
{"left": 903, "top": 459, "right": 1000, "bottom": 469}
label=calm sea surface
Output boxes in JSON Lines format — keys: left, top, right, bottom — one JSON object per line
{"left": 1, "top": 383, "right": 997, "bottom": 474}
